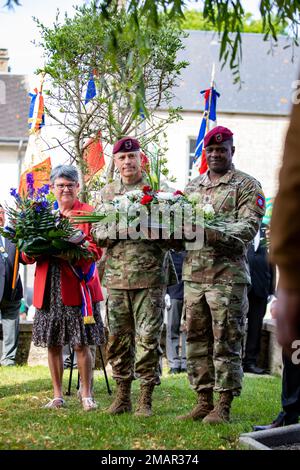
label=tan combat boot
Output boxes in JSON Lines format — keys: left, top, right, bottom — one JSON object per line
{"left": 202, "top": 391, "right": 234, "bottom": 424}
{"left": 135, "top": 383, "right": 155, "bottom": 417}
{"left": 176, "top": 389, "right": 214, "bottom": 420}
{"left": 107, "top": 380, "right": 132, "bottom": 415}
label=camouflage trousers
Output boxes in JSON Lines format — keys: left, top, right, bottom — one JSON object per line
{"left": 184, "top": 281, "right": 249, "bottom": 396}
{"left": 106, "top": 287, "right": 165, "bottom": 385}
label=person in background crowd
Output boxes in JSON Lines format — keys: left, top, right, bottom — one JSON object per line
{"left": 19, "top": 298, "right": 28, "bottom": 321}
{"left": 243, "top": 223, "right": 276, "bottom": 374}
{"left": 270, "top": 82, "right": 300, "bottom": 355}
{"left": 0, "top": 203, "right": 23, "bottom": 366}
{"left": 21, "top": 165, "right": 105, "bottom": 411}
{"left": 166, "top": 250, "right": 187, "bottom": 374}
{"left": 254, "top": 298, "right": 300, "bottom": 430}
{"left": 63, "top": 344, "right": 78, "bottom": 369}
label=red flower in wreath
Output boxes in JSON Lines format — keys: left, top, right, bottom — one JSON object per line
{"left": 173, "top": 190, "right": 184, "bottom": 196}
{"left": 140, "top": 194, "right": 154, "bottom": 205}
{"left": 142, "top": 185, "right": 152, "bottom": 193}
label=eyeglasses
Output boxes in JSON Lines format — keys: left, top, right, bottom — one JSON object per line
{"left": 55, "top": 183, "right": 77, "bottom": 191}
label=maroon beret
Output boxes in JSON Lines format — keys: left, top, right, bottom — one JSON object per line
{"left": 204, "top": 126, "right": 233, "bottom": 148}
{"left": 113, "top": 136, "right": 140, "bottom": 154}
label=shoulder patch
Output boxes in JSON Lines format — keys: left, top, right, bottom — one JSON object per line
{"left": 255, "top": 193, "right": 265, "bottom": 209}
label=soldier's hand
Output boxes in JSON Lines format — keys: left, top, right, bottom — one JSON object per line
{"left": 204, "top": 227, "right": 218, "bottom": 245}
{"left": 183, "top": 223, "right": 197, "bottom": 241}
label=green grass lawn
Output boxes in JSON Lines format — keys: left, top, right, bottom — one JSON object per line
{"left": 0, "top": 366, "right": 281, "bottom": 450}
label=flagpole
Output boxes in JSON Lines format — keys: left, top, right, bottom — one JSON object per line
{"left": 205, "top": 63, "right": 215, "bottom": 135}
{"left": 198, "top": 63, "right": 215, "bottom": 175}
{"left": 39, "top": 71, "right": 45, "bottom": 93}
{"left": 192, "top": 63, "right": 218, "bottom": 178}
{"left": 11, "top": 247, "right": 19, "bottom": 290}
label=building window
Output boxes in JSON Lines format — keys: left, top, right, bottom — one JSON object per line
{"left": 188, "top": 138, "right": 197, "bottom": 180}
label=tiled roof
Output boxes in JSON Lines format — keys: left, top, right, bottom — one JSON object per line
{"left": 0, "top": 74, "right": 30, "bottom": 141}
{"left": 168, "top": 31, "right": 299, "bottom": 116}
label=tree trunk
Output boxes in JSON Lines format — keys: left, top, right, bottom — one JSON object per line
{"left": 77, "top": 156, "right": 88, "bottom": 203}
{"left": 106, "top": 158, "right": 115, "bottom": 182}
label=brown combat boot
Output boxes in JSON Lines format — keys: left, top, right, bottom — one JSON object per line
{"left": 107, "top": 380, "right": 132, "bottom": 415}
{"left": 176, "top": 389, "right": 214, "bottom": 421}
{"left": 135, "top": 383, "right": 155, "bottom": 417}
{"left": 202, "top": 391, "right": 234, "bottom": 424}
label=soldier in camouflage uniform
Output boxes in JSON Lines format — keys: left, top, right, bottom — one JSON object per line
{"left": 178, "top": 126, "right": 266, "bottom": 424}
{"left": 92, "top": 136, "right": 172, "bottom": 417}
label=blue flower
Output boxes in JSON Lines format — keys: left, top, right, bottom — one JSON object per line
{"left": 26, "top": 173, "right": 35, "bottom": 197}
{"left": 37, "top": 184, "right": 50, "bottom": 196}
{"left": 4, "top": 225, "right": 16, "bottom": 235}
{"left": 41, "top": 184, "right": 50, "bottom": 195}
{"left": 10, "top": 188, "right": 21, "bottom": 201}
{"left": 26, "top": 173, "right": 34, "bottom": 185}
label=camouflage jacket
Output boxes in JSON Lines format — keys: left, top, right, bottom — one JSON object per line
{"left": 183, "top": 166, "right": 266, "bottom": 285}
{"left": 91, "top": 176, "right": 176, "bottom": 289}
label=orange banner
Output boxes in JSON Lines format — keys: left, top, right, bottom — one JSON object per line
{"left": 19, "top": 156, "right": 52, "bottom": 195}
{"left": 83, "top": 134, "right": 105, "bottom": 182}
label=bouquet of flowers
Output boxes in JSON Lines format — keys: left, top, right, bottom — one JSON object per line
{"left": 72, "top": 184, "right": 248, "bottom": 244}
{"left": 0, "top": 173, "right": 91, "bottom": 259}
{"left": 72, "top": 148, "right": 249, "bottom": 243}
{"left": 73, "top": 185, "right": 188, "bottom": 236}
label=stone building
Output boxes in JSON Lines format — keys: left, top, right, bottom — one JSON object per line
{"left": 0, "top": 48, "right": 29, "bottom": 204}
{"left": 158, "top": 31, "right": 299, "bottom": 198}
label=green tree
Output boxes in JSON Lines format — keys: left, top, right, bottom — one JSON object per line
{"left": 96, "top": 1, "right": 300, "bottom": 84}
{"left": 5, "top": 1, "right": 300, "bottom": 82}
{"left": 181, "top": 10, "right": 287, "bottom": 35}
{"left": 36, "top": 2, "right": 187, "bottom": 200}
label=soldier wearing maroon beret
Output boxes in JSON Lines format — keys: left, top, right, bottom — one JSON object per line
{"left": 92, "top": 136, "right": 171, "bottom": 418}
{"left": 178, "top": 125, "right": 266, "bottom": 424}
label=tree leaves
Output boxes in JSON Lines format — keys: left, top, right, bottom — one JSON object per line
{"left": 95, "top": 0, "right": 299, "bottom": 86}
{"left": 35, "top": 2, "right": 187, "bottom": 200}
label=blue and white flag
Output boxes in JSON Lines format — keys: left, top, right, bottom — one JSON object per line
{"left": 191, "top": 87, "right": 220, "bottom": 177}
{"left": 85, "top": 71, "right": 97, "bottom": 104}
{"left": 194, "top": 87, "right": 220, "bottom": 162}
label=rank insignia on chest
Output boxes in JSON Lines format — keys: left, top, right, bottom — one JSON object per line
{"left": 255, "top": 193, "right": 265, "bottom": 209}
